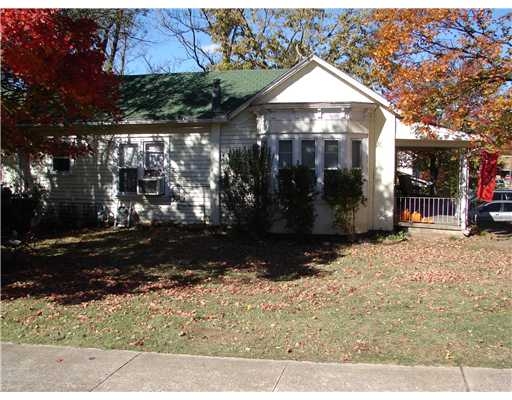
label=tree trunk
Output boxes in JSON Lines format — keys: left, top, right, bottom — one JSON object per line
{"left": 429, "top": 154, "right": 439, "bottom": 196}
{"left": 106, "top": 10, "right": 123, "bottom": 72}
{"left": 17, "top": 150, "right": 34, "bottom": 192}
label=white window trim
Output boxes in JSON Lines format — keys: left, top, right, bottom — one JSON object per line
{"left": 117, "top": 143, "right": 140, "bottom": 196}
{"left": 269, "top": 133, "right": 368, "bottom": 191}
{"left": 118, "top": 167, "right": 140, "bottom": 196}
{"left": 349, "top": 136, "right": 368, "bottom": 173}
{"left": 323, "top": 139, "right": 341, "bottom": 170}
{"left": 143, "top": 140, "right": 165, "bottom": 173}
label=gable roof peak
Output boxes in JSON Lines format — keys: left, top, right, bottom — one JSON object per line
{"left": 228, "top": 55, "right": 396, "bottom": 119}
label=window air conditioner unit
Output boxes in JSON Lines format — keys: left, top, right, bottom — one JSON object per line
{"left": 138, "top": 176, "right": 165, "bottom": 196}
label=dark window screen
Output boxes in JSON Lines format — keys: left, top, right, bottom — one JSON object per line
{"left": 119, "top": 168, "right": 138, "bottom": 193}
{"left": 53, "top": 157, "right": 70, "bottom": 172}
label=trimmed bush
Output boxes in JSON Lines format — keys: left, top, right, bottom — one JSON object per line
{"left": 220, "top": 144, "right": 274, "bottom": 235}
{"left": 323, "top": 168, "right": 366, "bottom": 235}
{"left": 277, "top": 165, "right": 316, "bottom": 238}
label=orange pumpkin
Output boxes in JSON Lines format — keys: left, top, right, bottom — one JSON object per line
{"left": 411, "top": 211, "right": 422, "bottom": 222}
{"left": 400, "top": 208, "right": 411, "bottom": 222}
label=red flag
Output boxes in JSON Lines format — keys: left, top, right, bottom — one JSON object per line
{"left": 476, "top": 150, "right": 499, "bottom": 202}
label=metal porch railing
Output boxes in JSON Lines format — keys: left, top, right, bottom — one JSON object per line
{"left": 395, "top": 196, "right": 460, "bottom": 227}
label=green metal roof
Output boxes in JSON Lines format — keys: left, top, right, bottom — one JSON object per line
{"left": 119, "top": 69, "right": 289, "bottom": 122}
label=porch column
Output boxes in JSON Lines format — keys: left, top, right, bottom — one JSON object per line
{"left": 209, "top": 123, "right": 221, "bottom": 225}
{"left": 459, "top": 151, "right": 470, "bottom": 231}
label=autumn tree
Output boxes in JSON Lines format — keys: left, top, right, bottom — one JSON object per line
{"left": 1, "top": 9, "right": 119, "bottom": 188}
{"left": 65, "top": 9, "right": 148, "bottom": 74}
{"left": 370, "top": 9, "right": 512, "bottom": 149}
{"left": 158, "top": 9, "right": 378, "bottom": 86}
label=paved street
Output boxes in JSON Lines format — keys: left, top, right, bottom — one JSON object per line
{"left": 1, "top": 342, "right": 510, "bottom": 391}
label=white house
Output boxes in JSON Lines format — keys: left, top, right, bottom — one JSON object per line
{"left": 1, "top": 56, "right": 471, "bottom": 234}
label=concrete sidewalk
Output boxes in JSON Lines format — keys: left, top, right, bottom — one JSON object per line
{"left": 1, "top": 342, "right": 510, "bottom": 391}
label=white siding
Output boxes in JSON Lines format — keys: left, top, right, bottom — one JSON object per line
{"left": 40, "top": 137, "right": 116, "bottom": 204}
{"left": 371, "top": 107, "right": 396, "bottom": 231}
{"left": 266, "top": 108, "right": 370, "bottom": 134}
{"left": 257, "top": 62, "right": 373, "bottom": 104}
{"left": 220, "top": 110, "right": 258, "bottom": 154}
{"left": 4, "top": 129, "right": 214, "bottom": 226}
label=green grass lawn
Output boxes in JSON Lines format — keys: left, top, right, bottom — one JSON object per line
{"left": 1, "top": 226, "right": 511, "bottom": 368}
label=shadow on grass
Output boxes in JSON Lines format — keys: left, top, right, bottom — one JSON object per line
{"left": 1, "top": 225, "right": 345, "bottom": 305}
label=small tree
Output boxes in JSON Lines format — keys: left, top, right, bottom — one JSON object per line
{"left": 324, "top": 168, "right": 366, "bottom": 236}
{"left": 277, "top": 165, "right": 316, "bottom": 238}
{"left": 220, "top": 144, "right": 274, "bottom": 235}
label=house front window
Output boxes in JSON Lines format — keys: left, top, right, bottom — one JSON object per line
{"left": 352, "top": 139, "right": 362, "bottom": 169}
{"left": 301, "top": 140, "right": 316, "bottom": 170}
{"left": 301, "top": 139, "right": 316, "bottom": 184}
{"left": 278, "top": 140, "right": 293, "bottom": 170}
{"left": 271, "top": 135, "right": 366, "bottom": 190}
{"left": 118, "top": 168, "right": 138, "bottom": 194}
{"left": 324, "top": 140, "right": 339, "bottom": 170}
{"left": 144, "top": 142, "right": 164, "bottom": 176}
{"left": 118, "top": 143, "right": 138, "bottom": 194}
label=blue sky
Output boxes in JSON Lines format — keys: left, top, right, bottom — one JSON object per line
{"left": 125, "top": 10, "right": 214, "bottom": 74}
{"left": 125, "top": 8, "right": 512, "bottom": 75}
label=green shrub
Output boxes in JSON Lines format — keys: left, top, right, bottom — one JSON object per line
{"left": 323, "top": 168, "right": 366, "bottom": 235}
{"left": 220, "top": 144, "right": 274, "bottom": 235}
{"left": 1, "top": 184, "right": 46, "bottom": 239}
{"left": 277, "top": 165, "right": 316, "bottom": 238}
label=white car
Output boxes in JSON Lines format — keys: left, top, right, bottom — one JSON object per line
{"left": 472, "top": 200, "right": 512, "bottom": 224}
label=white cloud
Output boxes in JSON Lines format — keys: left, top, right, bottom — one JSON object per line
{"left": 201, "top": 43, "right": 221, "bottom": 55}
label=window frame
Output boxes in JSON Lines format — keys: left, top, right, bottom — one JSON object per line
{"left": 119, "top": 143, "right": 139, "bottom": 168}
{"left": 117, "top": 143, "right": 140, "bottom": 195}
{"left": 118, "top": 167, "right": 139, "bottom": 195}
{"left": 144, "top": 141, "right": 165, "bottom": 176}
{"left": 351, "top": 139, "right": 363, "bottom": 169}
{"left": 278, "top": 139, "right": 293, "bottom": 170}
{"left": 324, "top": 139, "right": 340, "bottom": 170}
{"left": 269, "top": 133, "right": 366, "bottom": 192}
{"left": 300, "top": 139, "right": 316, "bottom": 171}
{"left": 481, "top": 202, "right": 503, "bottom": 213}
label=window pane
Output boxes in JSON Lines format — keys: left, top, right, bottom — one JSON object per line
{"left": 145, "top": 143, "right": 164, "bottom": 153}
{"left": 279, "top": 140, "right": 293, "bottom": 169}
{"left": 301, "top": 140, "right": 315, "bottom": 169}
{"left": 119, "top": 168, "right": 138, "bottom": 193}
{"left": 352, "top": 140, "right": 362, "bottom": 169}
{"left": 53, "top": 157, "right": 70, "bottom": 172}
{"left": 503, "top": 203, "right": 512, "bottom": 212}
{"left": 324, "top": 140, "right": 338, "bottom": 169}
{"left": 483, "top": 203, "right": 501, "bottom": 212}
{"left": 120, "top": 144, "right": 138, "bottom": 167}
{"left": 144, "top": 142, "right": 164, "bottom": 171}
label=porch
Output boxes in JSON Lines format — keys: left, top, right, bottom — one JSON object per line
{"left": 394, "top": 140, "right": 470, "bottom": 232}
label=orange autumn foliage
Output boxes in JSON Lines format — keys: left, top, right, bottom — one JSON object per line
{"left": 370, "top": 9, "right": 512, "bottom": 150}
